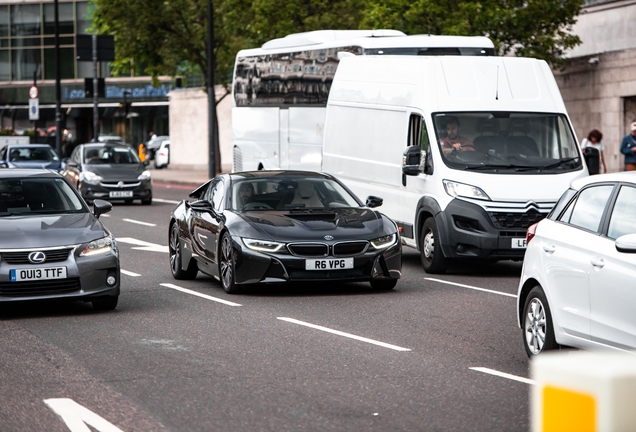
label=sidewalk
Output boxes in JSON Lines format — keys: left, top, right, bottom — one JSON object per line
{"left": 149, "top": 166, "right": 211, "bottom": 188}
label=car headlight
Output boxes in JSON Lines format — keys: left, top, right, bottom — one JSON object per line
{"left": 80, "top": 171, "right": 102, "bottom": 185}
{"left": 370, "top": 233, "right": 397, "bottom": 250}
{"left": 242, "top": 238, "right": 285, "bottom": 253}
{"left": 443, "top": 180, "right": 491, "bottom": 201}
{"left": 80, "top": 233, "right": 117, "bottom": 257}
{"left": 138, "top": 170, "right": 151, "bottom": 181}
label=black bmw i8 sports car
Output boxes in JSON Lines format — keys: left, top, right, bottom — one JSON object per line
{"left": 168, "top": 171, "right": 402, "bottom": 293}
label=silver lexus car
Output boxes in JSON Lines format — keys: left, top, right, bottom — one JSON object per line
{"left": 0, "top": 169, "right": 120, "bottom": 310}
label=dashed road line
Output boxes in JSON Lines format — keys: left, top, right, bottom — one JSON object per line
{"left": 277, "top": 317, "right": 411, "bottom": 352}
{"left": 116, "top": 237, "right": 168, "bottom": 253}
{"left": 161, "top": 283, "right": 242, "bottom": 307}
{"left": 122, "top": 218, "right": 156, "bottom": 227}
{"left": 470, "top": 367, "right": 535, "bottom": 385}
{"left": 152, "top": 198, "right": 180, "bottom": 205}
{"left": 425, "top": 278, "right": 517, "bottom": 298}
{"left": 121, "top": 269, "right": 141, "bottom": 277}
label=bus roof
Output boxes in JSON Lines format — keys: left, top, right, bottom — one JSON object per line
{"left": 237, "top": 30, "right": 495, "bottom": 57}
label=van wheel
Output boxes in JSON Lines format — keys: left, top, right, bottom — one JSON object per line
{"left": 420, "top": 217, "right": 449, "bottom": 274}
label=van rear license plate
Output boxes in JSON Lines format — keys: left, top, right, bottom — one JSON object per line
{"left": 109, "top": 191, "right": 133, "bottom": 198}
{"left": 511, "top": 238, "right": 527, "bottom": 249}
{"left": 306, "top": 258, "right": 354, "bottom": 270}
{"left": 10, "top": 267, "right": 67, "bottom": 282}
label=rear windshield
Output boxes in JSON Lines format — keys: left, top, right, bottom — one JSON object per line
{"left": 0, "top": 177, "right": 85, "bottom": 216}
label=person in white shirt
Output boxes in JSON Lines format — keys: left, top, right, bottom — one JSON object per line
{"left": 581, "top": 129, "right": 606, "bottom": 174}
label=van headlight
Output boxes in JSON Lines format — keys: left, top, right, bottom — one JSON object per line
{"left": 138, "top": 170, "right": 151, "bottom": 181}
{"left": 242, "top": 238, "right": 285, "bottom": 252}
{"left": 370, "top": 233, "right": 397, "bottom": 250}
{"left": 443, "top": 180, "right": 491, "bottom": 201}
{"left": 80, "top": 233, "right": 117, "bottom": 257}
{"left": 80, "top": 171, "right": 102, "bottom": 185}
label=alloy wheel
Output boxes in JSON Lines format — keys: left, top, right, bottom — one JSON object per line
{"left": 220, "top": 235, "right": 233, "bottom": 288}
{"left": 170, "top": 224, "right": 180, "bottom": 275}
{"left": 525, "top": 298, "right": 546, "bottom": 355}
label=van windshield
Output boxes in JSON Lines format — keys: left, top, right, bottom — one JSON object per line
{"left": 433, "top": 112, "right": 583, "bottom": 173}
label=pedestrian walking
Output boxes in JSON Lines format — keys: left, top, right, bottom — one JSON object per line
{"left": 620, "top": 121, "right": 636, "bottom": 171}
{"left": 581, "top": 129, "right": 606, "bottom": 175}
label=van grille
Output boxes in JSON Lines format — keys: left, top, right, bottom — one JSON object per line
{"left": 488, "top": 210, "right": 546, "bottom": 229}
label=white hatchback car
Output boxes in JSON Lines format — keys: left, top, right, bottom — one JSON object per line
{"left": 154, "top": 139, "right": 170, "bottom": 169}
{"left": 517, "top": 172, "right": 636, "bottom": 357}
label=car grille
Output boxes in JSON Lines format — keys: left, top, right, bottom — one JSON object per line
{"left": 2, "top": 248, "right": 72, "bottom": 265}
{"left": 100, "top": 181, "right": 141, "bottom": 189}
{"left": 488, "top": 210, "right": 546, "bottom": 229}
{"left": 333, "top": 241, "right": 368, "bottom": 257}
{"left": 0, "top": 278, "right": 81, "bottom": 297}
{"left": 287, "top": 243, "right": 328, "bottom": 257}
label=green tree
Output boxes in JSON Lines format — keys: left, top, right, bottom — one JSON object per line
{"left": 361, "top": 0, "right": 583, "bottom": 66}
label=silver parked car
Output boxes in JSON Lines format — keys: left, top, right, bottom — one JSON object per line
{"left": 0, "top": 169, "right": 120, "bottom": 310}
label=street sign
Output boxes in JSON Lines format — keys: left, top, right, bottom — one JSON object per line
{"left": 29, "top": 98, "right": 39, "bottom": 121}
{"left": 29, "top": 85, "right": 38, "bottom": 99}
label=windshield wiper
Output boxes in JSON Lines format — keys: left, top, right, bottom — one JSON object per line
{"left": 541, "top": 157, "right": 580, "bottom": 170}
{"left": 464, "top": 164, "right": 538, "bottom": 172}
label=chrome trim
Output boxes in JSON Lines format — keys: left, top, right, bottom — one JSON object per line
{"left": 0, "top": 245, "right": 78, "bottom": 253}
{"left": 99, "top": 181, "right": 141, "bottom": 188}
{"left": 459, "top": 197, "right": 555, "bottom": 214}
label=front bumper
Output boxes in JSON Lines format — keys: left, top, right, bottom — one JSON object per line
{"left": 79, "top": 179, "right": 152, "bottom": 202}
{"left": 232, "top": 236, "right": 402, "bottom": 285}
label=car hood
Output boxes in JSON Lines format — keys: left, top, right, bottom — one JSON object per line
{"left": 237, "top": 208, "right": 385, "bottom": 242}
{"left": 9, "top": 160, "right": 62, "bottom": 171}
{"left": 0, "top": 213, "right": 106, "bottom": 249}
{"left": 84, "top": 164, "right": 145, "bottom": 180}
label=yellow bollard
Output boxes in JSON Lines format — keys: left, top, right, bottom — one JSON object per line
{"left": 532, "top": 351, "right": 636, "bottom": 432}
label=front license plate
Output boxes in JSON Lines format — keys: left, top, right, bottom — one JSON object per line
{"left": 305, "top": 258, "right": 354, "bottom": 270}
{"left": 511, "top": 238, "right": 527, "bottom": 249}
{"left": 109, "top": 190, "right": 133, "bottom": 198}
{"left": 10, "top": 267, "right": 67, "bottom": 282}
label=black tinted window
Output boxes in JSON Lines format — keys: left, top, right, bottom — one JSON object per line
{"left": 608, "top": 185, "right": 636, "bottom": 239}
{"left": 0, "top": 177, "right": 84, "bottom": 215}
{"left": 567, "top": 185, "right": 614, "bottom": 232}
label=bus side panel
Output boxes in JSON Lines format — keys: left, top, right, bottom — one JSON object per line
{"left": 232, "top": 107, "right": 280, "bottom": 171}
{"left": 288, "top": 107, "right": 326, "bottom": 171}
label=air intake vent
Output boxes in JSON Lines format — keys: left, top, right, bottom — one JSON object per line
{"left": 333, "top": 241, "right": 368, "bottom": 256}
{"left": 233, "top": 146, "right": 243, "bottom": 172}
{"left": 2, "top": 248, "right": 72, "bottom": 265}
{"left": 287, "top": 243, "right": 328, "bottom": 257}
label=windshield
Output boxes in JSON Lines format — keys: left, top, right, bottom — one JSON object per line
{"left": 84, "top": 146, "right": 140, "bottom": 164}
{"left": 231, "top": 177, "right": 361, "bottom": 211}
{"left": 9, "top": 146, "right": 59, "bottom": 162}
{"left": 0, "top": 177, "right": 85, "bottom": 216}
{"left": 433, "top": 112, "right": 582, "bottom": 173}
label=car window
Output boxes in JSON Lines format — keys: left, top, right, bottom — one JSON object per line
{"left": 0, "top": 177, "right": 84, "bottom": 215}
{"left": 607, "top": 185, "right": 636, "bottom": 239}
{"left": 566, "top": 185, "right": 614, "bottom": 232}
{"left": 548, "top": 188, "right": 577, "bottom": 220}
{"left": 211, "top": 180, "right": 225, "bottom": 211}
{"left": 202, "top": 180, "right": 217, "bottom": 202}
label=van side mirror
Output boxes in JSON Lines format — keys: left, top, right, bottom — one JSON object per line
{"left": 615, "top": 234, "right": 636, "bottom": 253}
{"left": 402, "top": 146, "right": 421, "bottom": 176}
{"left": 365, "top": 196, "right": 383, "bottom": 208}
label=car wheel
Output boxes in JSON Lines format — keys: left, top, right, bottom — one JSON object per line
{"left": 420, "top": 217, "right": 449, "bottom": 274}
{"left": 142, "top": 197, "right": 152, "bottom": 205}
{"left": 219, "top": 231, "right": 242, "bottom": 294}
{"left": 370, "top": 279, "right": 398, "bottom": 290}
{"left": 92, "top": 296, "right": 118, "bottom": 311}
{"left": 523, "top": 286, "right": 559, "bottom": 357}
{"left": 169, "top": 223, "right": 198, "bottom": 280}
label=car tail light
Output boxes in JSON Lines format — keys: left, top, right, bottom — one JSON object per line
{"left": 158, "top": 151, "right": 166, "bottom": 156}
{"left": 526, "top": 222, "right": 539, "bottom": 245}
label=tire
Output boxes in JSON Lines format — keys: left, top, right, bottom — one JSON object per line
{"left": 219, "top": 231, "right": 242, "bottom": 294}
{"left": 142, "top": 197, "right": 152, "bottom": 205}
{"left": 169, "top": 223, "right": 198, "bottom": 280}
{"left": 522, "top": 286, "right": 559, "bottom": 357}
{"left": 92, "top": 296, "right": 118, "bottom": 311}
{"left": 420, "top": 217, "right": 449, "bottom": 274}
{"left": 370, "top": 279, "right": 398, "bottom": 290}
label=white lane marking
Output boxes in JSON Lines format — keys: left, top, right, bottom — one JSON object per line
{"left": 160, "top": 283, "right": 242, "bottom": 307}
{"left": 122, "top": 218, "right": 156, "bottom": 227}
{"left": 116, "top": 237, "right": 169, "bottom": 253}
{"left": 152, "top": 198, "right": 180, "bottom": 205}
{"left": 121, "top": 269, "right": 141, "bottom": 277}
{"left": 101, "top": 214, "right": 110, "bottom": 218}
{"left": 470, "top": 367, "right": 536, "bottom": 385}
{"left": 44, "top": 398, "right": 124, "bottom": 432}
{"left": 425, "top": 278, "right": 517, "bottom": 298}
{"left": 277, "top": 317, "right": 411, "bottom": 352}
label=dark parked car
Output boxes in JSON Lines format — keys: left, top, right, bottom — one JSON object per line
{"left": 169, "top": 170, "right": 402, "bottom": 293}
{"left": 0, "top": 169, "right": 120, "bottom": 310}
{"left": 63, "top": 142, "right": 152, "bottom": 205}
{"left": 0, "top": 144, "right": 63, "bottom": 172}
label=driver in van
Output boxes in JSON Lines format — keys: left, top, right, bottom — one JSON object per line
{"left": 440, "top": 117, "right": 474, "bottom": 155}
{"left": 238, "top": 182, "right": 254, "bottom": 207}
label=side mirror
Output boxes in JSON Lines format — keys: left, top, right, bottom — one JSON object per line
{"left": 402, "top": 146, "right": 421, "bottom": 176}
{"left": 0, "top": 160, "right": 7, "bottom": 169}
{"left": 366, "top": 195, "right": 383, "bottom": 208}
{"left": 615, "top": 233, "right": 636, "bottom": 253}
{"left": 93, "top": 199, "right": 113, "bottom": 218}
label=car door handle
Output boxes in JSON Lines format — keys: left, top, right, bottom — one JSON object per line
{"left": 543, "top": 245, "right": 556, "bottom": 253}
{"left": 591, "top": 258, "right": 605, "bottom": 268}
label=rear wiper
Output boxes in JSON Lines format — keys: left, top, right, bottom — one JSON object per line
{"left": 464, "top": 164, "right": 538, "bottom": 171}
{"left": 541, "top": 157, "right": 580, "bottom": 170}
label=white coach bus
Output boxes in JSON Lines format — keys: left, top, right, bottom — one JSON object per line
{"left": 231, "top": 30, "right": 495, "bottom": 172}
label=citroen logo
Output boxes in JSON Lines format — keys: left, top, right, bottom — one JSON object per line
{"left": 117, "top": 181, "right": 125, "bottom": 189}
{"left": 324, "top": 235, "right": 334, "bottom": 241}
{"left": 28, "top": 251, "right": 46, "bottom": 264}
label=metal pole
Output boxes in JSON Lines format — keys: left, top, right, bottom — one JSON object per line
{"left": 207, "top": 0, "right": 216, "bottom": 178}
{"left": 54, "top": 0, "right": 62, "bottom": 156}
{"left": 92, "top": 34, "right": 99, "bottom": 142}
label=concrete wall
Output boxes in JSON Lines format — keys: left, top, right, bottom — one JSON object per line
{"left": 168, "top": 86, "right": 233, "bottom": 173}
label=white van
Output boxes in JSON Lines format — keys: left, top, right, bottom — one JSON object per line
{"left": 322, "top": 55, "right": 588, "bottom": 273}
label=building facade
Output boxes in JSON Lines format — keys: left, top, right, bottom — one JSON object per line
{"left": 0, "top": 0, "right": 170, "bottom": 153}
